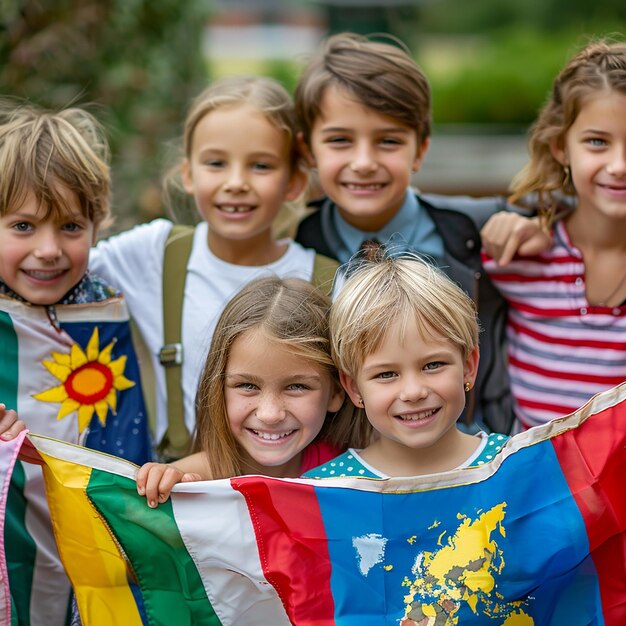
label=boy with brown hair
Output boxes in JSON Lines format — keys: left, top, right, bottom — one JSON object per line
{"left": 295, "top": 32, "right": 517, "bottom": 434}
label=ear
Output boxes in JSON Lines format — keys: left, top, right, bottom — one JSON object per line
{"left": 284, "top": 165, "right": 308, "bottom": 202}
{"left": 339, "top": 370, "right": 362, "bottom": 408}
{"left": 326, "top": 381, "right": 345, "bottom": 413}
{"left": 181, "top": 159, "right": 194, "bottom": 194}
{"left": 412, "top": 136, "right": 430, "bottom": 173}
{"left": 297, "top": 131, "right": 316, "bottom": 168}
{"left": 463, "top": 346, "right": 480, "bottom": 387}
{"left": 549, "top": 137, "right": 567, "bottom": 166}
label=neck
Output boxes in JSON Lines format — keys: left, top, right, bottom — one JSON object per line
{"left": 360, "top": 428, "right": 479, "bottom": 477}
{"left": 207, "top": 231, "right": 287, "bottom": 266}
{"left": 566, "top": 209, "right": 626, "bottom": 252}
{"left": 241, "top": 453, "right": 302, "bottom": 478}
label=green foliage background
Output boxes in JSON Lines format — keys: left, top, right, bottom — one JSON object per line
{"left": 0, "top": 0, "right": 211, "bottom": 231}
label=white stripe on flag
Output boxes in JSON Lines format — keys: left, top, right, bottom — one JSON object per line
{"left": 173, "top": 480, "right": 291, "bottom": 625}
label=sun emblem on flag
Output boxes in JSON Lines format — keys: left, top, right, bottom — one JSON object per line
{"left": 33, "top": 327, "right": 135, "bottom": 433}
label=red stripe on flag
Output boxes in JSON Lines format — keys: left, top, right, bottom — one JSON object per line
{"left": 550, "top": 394, "right": 626, "bottom": 625}
{"left": 231, "top": 476, "right": 336, "bottom": 626}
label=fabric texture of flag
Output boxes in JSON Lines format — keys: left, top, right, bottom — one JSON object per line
{"left": 0, "top": 295, "right": 152, "bottom": 626}
{"left": 2, "top": 382, "right": 626, "bottom": 625}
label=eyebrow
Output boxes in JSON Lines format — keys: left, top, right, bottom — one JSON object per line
{"left": 319, "top": 126, "right": 411, "bottom": 135}
{"left": 197, "top": 148, "right": 282, "bottom": 160}
{"left": 225, "top": 372, "right": 323, "bottom": 383}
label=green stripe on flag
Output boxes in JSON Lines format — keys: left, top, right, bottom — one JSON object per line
{"left": 1, "top": 311, "right": 36, "bottom": 626}
{"left": 0, "top": 311, "right": 19, "bottom": 405}
{"left": 86, "top": 470, "right": 222, "bottom": 625}
{"left": 5, "top": 461, "right": 36, "bottom": 626}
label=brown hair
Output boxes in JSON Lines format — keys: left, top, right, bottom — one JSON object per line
{"left": 0, "top": 98, "right": 111, "bottom": 228}
{"left": 510, "top": 38, "right": 626, "bottom": 221}
{"left": 330, "top": 252, "right": 479, "bottom": 446}
{"left": 295, "top": 32, "right": 431, "bottom": 147}
{"left": 163, "top": 75, "right": 300, "bottom": 213}
{"left": 193, "top": 276, "right": 354, "bottom": 478}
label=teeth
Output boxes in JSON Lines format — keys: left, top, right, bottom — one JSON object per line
{"left": 24, "top": 270, "right": 64, "bottom": 280}
{"left": 253, "top": 430, "right": 294, "bottom": 441}
{"left": 220, "top": 205, "right": 253, "bottom": 213}
{"left": 399, "top": 409, "right": 436, "bottom": 421}
{"left": 345, "top": 183, "right": 384, "bottom": 190}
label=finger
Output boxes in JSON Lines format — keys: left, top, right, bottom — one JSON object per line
{"left": 497, "top": 232, "right": 525, "bottom": 266}
{"left": 143, "top": 466, "right": 169, "bottom": 507}
{"left": 517, "top": 231, "right": 553, "bottom": 258}
{"left": 0, "top": 409, "right": 20, "bottom": 440}
{"left": 1, "top": 419, "right": 26, "bottom": 441}
{"left": 155, "top": 469, "right": 185, "bottom": 503}
{"left": 180, "top": 472, "right": 203, "bottom": 483}
{"left": 135, "top": 462, "right": 155, "bottom": 495}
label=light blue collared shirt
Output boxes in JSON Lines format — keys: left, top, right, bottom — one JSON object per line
{"left": 331, "top": 189, "right": 445, "bottom": 264}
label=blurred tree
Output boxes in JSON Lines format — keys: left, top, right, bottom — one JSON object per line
{"left": 0, "top": 0, "right": 211, "bottom": 231}
{"left": 420, "top": 0, "right": 625, "bottom": 33}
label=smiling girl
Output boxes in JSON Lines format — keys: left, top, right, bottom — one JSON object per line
{"left": 89, "top": 76, "right": 337, "bottom": 457}
{"left": 136, "top": 276, "right": 351, "bottom": 506}
{"left": 482, "top": 39, "right": 626, "bottom": 429}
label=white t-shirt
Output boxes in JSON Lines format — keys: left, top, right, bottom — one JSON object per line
{"left": 89, "top": 219, "right": 316, "bottom": 441}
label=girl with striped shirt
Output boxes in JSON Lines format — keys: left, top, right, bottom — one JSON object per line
{"left": 482, "top": 39, "right": 626, "bottom": 429}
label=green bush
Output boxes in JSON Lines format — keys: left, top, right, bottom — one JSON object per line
{"left": 418, "top": 27, "right": 621, "bottom": 126}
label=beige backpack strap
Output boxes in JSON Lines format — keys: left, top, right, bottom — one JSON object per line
{"left": 158, "top": 224, "right": 195, "bottom": 460}
{"left": 311, "top": 253, "right": 339, "bottom": 297}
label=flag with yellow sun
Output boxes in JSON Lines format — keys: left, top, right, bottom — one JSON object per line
{"left": 0, "top": 294, "right": 152, "bottom": 626}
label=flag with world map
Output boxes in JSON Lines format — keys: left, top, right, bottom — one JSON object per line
{"left": 1, "top": 382, "right": 625, "bottom": 625}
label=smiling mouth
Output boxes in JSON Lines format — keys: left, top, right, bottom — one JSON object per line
{"left": 22, "top": 269, "right": 67, "bottom": 281}
{"left": 343, "top": 183, "right": 386, "bottom": 191}
{"left": 396, "top": 408, "right": 438, "bottom": 421}
{"left": 218, "top": 205, "right": 256, "bottom": 213}
{"left": 250, "top": 429, "right": 295, "bottom": 441}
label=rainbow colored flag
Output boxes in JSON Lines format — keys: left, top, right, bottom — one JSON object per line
{"left": 2, "top": 383, "right": 626, "bottom": 625}
{"left": 0, "top": 295, "right": 151, "bottom": 625}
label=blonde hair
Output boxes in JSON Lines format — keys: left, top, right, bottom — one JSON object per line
{"left": 163, "top": 75, "right": 300, "bottom": 215}
{"left": 295, "top": 32, "right": 431, "bottom": 147}
{"left": 194, "top": 276, "right": 353, "bottom": 479}
{"left": 0, "top": 98, "right": 111, "bottom": 228}
{"left": 330, "top": 253, "right": 479, "bottom": 445}
{"left": 510, "top": 38, "right": 626, "bottom": 221}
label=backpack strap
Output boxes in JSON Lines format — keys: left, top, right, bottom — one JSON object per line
{"left": 158, "top": 224, "right": 195, "bottom": 460}
{"left": 311, "top": 253, "right": 339, "bottom": 297}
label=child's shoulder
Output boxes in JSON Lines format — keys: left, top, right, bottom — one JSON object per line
{"left": 420, "top": 193, "right": 510, "bottom": 229}
{"left": 302, "top": 449, "right": 380, "bottom": 479}
{"left": 294, "top": 197, "right": 337, "bottom": 260}
{"left": 468, "top": 432, "right": 510, "bottom": 468}
{"left": 66, "top": 272, "right": 120, "bottom": 304}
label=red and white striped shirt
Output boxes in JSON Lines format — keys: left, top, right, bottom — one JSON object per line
{"left": 483, "top": 221, "right": 626, "bottom": 428}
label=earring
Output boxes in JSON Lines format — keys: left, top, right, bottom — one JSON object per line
{"left": 464, "top": 382, "right": 471, "bottom": 393}
{"left": 357, "top": 397, "right": 364, "bottom": 407}
{"left": 562, "top": 165, "right": 571, "bottom": 189}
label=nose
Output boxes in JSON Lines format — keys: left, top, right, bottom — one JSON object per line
{"left": 350, "top": 142, "right": 378, "bottom": 175}
{"left": 255, "top": 392, "right": 287, "bottom": 425}
{"left": 223, "top": 165, "right": 250, "bottom": 193}
{"left": 398, "top": 374, "right": 428, "bottom": 403}
{"left": 606, "top": 146, "right": 626, "bottom": 177}
{"left": 33, "top": 228, "right": 62, "bottom": 261}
